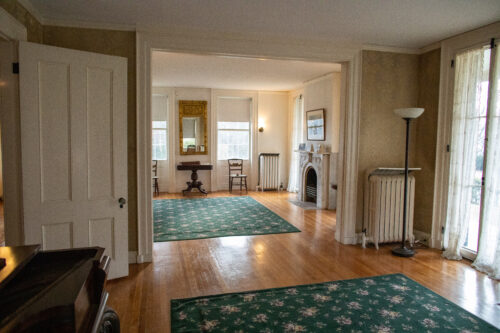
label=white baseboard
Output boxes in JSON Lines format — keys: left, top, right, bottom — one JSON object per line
{"left": 355, "top": 232, "right": 363, "bottom": 244}
{"left": 128, "top": 251, "right": 138, "bottom": 264}
{"left": 413, "top": 229, "right": 431, "bottom": 247}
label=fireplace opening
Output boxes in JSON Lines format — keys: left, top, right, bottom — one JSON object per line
{"left": 305, "top": 167, "right": 317, "bottom": 203}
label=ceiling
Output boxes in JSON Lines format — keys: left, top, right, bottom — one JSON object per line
{"left": 152, "top": 51, "right": 340, "bottom": 91}
{"left": 28, "top": 0, "right": 500, "bottom": 49}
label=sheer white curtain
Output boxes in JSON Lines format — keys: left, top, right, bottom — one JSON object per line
{"left": 472, "top": 45, "right": 500, "bottom": 279}
{"left": 288, "top": 96, "right": 304, "bottom": 192}
{"left": 443, "top": 47, "right": 488, "bottom": 260}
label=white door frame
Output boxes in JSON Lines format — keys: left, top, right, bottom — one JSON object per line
{"left": 136, "top": 32, "right": 362, "bottom": 263}
{"left": 431, "top": 22, "right": 500, "bottom": 249}
{"left": 0, "top": 8, "right": 27, "bottom": 246}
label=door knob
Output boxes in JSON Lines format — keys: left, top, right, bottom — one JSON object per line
{"left": 118, "top": 197, "right": 127, "bottom": 208}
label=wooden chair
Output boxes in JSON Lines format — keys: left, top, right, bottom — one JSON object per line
{"left": 228, "top": 159, "right": 248, "bottom": 193}
{"left": 152, "top": 160, "right": 159, "bottom": 196}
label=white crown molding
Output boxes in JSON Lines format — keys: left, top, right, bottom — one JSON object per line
{"left": 43, "top": 17, "right": 136, "bottom": 32}
{"left": 419, "top": 41, "right": 442, "bottom": 54}
{"left": 16, "top": 0, "right": 45, "bottom": 25}
{"left": 0, "top": 7, "right": 27, "bottom": 41}
{"left": 362, "top": 44, "right": 421, "bottom": 55}
{"left": 303, "top": 72, "right": 335, "bottom": 86}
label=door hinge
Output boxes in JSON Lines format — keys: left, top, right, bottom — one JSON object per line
{"left": 12, "top": 62, "right": 19, "bottom": 74}
{"left": 451, "top": 59, "right": 454, "bottom": 68}
{"left": 482, "top": 176, "right": 485, "bottom": 186}
{"left": 446, "top": 144, "right": 450, "bottom": 152}
{"left": 491, "top": 38, "right": 495, "bottom": 49}
{"left": 441, "top": 226, "right": 445, "bottom": 234}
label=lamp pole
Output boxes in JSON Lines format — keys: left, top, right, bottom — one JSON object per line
{"left": 391, "top": 107, "right": 424, "bottom": 257}
{"left": 391, "top": 118, "right": 414, "bottom": 257}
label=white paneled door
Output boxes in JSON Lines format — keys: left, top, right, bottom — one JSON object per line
{"left": 18, "top": 42, "right": 128, "bottom": 279}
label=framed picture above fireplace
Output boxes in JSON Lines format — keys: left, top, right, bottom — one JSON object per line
{"left": 306, "top": 109, "right": 325, "bottom": 141}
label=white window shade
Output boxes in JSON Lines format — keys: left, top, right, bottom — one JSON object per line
{"left": 217, "top": 97, "right": 251, "bottom": 122}
{"left": 217, "top": 97, "right": 251, "bottom": 160}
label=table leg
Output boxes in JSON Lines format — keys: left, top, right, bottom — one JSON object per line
{"left": 182, "top": 169, "right": 208, "bottom": 195}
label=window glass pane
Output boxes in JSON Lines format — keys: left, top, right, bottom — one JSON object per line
{"left": 217, "top": 128, "right": 249, "bottom": 160}
{"left": 153, "top": 121, "right": 167, "bottom": 129}
{"left": 152, "top": 129, "right": 167, "bottom": 160}
{"left": 218, "top": 122, "right": 249, "bottom": 130}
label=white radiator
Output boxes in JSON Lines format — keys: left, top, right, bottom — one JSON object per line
{"left": 362, "top": 170, "right": 415, "bottom": 249}
{"left": 257, "top": 153, "right": 280, "bottom": 191}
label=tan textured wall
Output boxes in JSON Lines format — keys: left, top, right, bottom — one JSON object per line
{"left": 414, "top": 49, "right": 441, "bottom": 234}
{"left": 0, "top": 0, "right": 43, "bottom": 42}
{"left": 43, "top": 26, "right": 138, "bottom": 251}
{"left": 357, "top": 50, "right": 420, "bottom": 231}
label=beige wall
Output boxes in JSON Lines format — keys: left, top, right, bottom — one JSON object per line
{"left": 0, "top": 0, "right": 43, "bottom": 42}
{"left": 43, "top": 26, "right": 138, "bottom": 251}
{"left": 414, "top": 49, "right": 441, "bottom": 234}
{"left": 257, "top": 91, "right": 289, "bottom": 187}
{"left": 357, "top": 49, "right": 441, "bottom": 236}
{"left": 357, "top": 50, "right": 420, "bottom": 231}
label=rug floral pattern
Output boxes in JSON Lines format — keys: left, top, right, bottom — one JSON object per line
{"left": 171, "top": 274, "right": 498, "bottom": 332}
{"left": 154, "top": 196, "right": 300, "bottom": 242}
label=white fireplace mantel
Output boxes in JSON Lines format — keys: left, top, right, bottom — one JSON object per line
{"left": 297, "top": 150, "right": 330, "bottom": 209}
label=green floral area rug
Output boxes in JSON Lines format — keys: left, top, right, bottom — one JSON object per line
{"left": 171, "top": 273, "right": 498, "bottom": 332}
{"left": 154, "top": 196, "right": 300, "bottom": 242}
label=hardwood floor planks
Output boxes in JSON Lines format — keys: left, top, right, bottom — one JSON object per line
{"left": 107, "top": 191, "right": 500, "bottom": 332}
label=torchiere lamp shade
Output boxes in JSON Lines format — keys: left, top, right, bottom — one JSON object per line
{"left": 394, "top": 108, "right": 424, "bottom": 119}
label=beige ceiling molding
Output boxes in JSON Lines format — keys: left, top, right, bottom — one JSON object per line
{"left": 0, "top": 7, "right": 27, "bottom": 41}
{"left": 17, "top": 0, "right": 44, "bottom": 25}
{"left": 43, "top": 17, "right": 136, "bottom": 32}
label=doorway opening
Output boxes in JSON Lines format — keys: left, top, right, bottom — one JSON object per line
{"left": 148, "top": 50, "right": 342, "bottom": 248}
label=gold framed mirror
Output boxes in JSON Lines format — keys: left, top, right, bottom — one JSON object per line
{"left": 179, "top": 100, "right": 208, "bottom": 155}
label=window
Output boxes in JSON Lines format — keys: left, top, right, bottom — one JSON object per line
{"left": 152, "top": 120, "right": 167, "bottom": 160}
{"left": 217, "top": 122, "right": 249, "bottom": 160}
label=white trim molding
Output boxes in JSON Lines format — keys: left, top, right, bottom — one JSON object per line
{"left": 136, "top": 31, "right": 362, "bottom": 261}
{"left": 16, "top": 0, "right": 44, "bottom": 25}
{"left": 43, "top": 18, "right": 136, "bottom": 32}
{"left": 128, "top": 251, "right": 138, "bottom": 264}
{"left": 334, "top": 55, "right": 362, "bottom": 245}
{"left": 431, "top": 22, "right": 500, "bottom": 249}
{"left": 0, "top": 7, "right": 27, "bottom": 41}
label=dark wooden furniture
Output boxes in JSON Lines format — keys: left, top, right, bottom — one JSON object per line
{"left": 152, "top": 160, "right": 159, "bottom": 196}
{"left": 177, "top": 163, "right": 213, "bottom": 195}
{"left": 0, "top": 245, "right": 119, "bottom": 333}
{"left": 228, "top": 159, "right": 248, "bottom": 193}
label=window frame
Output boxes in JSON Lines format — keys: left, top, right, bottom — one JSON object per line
{"left": 217, "top": 121, "right": 250, "bottom": 161}
{"left": 152, "top": 120, "right": 168, "bottom": 161}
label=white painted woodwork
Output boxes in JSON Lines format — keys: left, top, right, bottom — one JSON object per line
{"left": 0, "top": 7, "right": 27, "bottom": 41}
{"left": 19, "top": 41, "right": 128, "bottom": 279}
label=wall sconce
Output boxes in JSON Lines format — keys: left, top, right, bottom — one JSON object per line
{"left": 258, "top": 119, "right": 265, "bottom": 132}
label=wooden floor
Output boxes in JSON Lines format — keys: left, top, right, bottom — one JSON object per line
{"left": 107, "top": 191, "right": 500, "bottom": 332}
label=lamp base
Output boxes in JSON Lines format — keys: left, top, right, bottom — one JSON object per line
{"left": 391, "top": 246, "right": 415, "bottom": 257}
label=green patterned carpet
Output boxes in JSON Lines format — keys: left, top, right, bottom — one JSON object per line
{"left": 153, "top": 196, "right": 300, "bottom": 242}
{"left": 171, "top": 274, "right": 498, "bottom": 332}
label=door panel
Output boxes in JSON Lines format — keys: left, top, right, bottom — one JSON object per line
{"left": 19, "top": 41, "right": 128, "bottom": 279}
{"left": 87, "top": 67, "right": 114, "bottom": 200}
{"left": 39, "top": 61, "right": 72, "bottom": 203}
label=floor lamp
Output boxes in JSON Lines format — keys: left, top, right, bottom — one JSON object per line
{"left": 392, "top": 107, "right": 424, "bottom": 257}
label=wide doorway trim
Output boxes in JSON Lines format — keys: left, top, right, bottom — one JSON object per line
{"left": 135, "top": 31, "right": 362, "bottom": 263}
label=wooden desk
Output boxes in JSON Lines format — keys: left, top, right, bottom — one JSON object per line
{"left": 177, "top": 164, "right": 213, "bottom": 195}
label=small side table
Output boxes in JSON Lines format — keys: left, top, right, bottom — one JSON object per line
{"left": 177, "top": 164, "right": 213, "bottom": 195}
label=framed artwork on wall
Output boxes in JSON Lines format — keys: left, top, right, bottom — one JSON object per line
{"left": 306, "top": 109, "right": 325, "bottom": 141}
